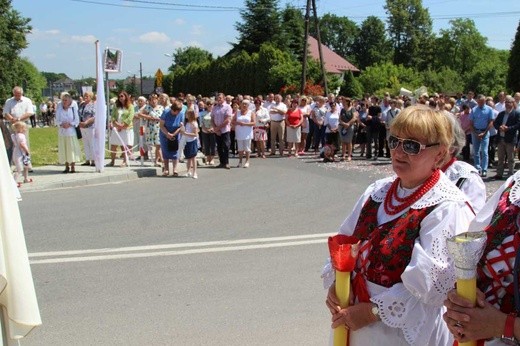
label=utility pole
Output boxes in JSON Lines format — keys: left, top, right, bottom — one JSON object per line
{"left": 139, "top": 62, "right": 143, "bottom": 95}
{"left": 300, "top": 0, "right": 311, "bottom": 95}
{"left": 311, "top": 0, "right": 328, "bottom": 95}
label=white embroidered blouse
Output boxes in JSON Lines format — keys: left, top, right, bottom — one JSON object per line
{"left": 322, "top": 172, "right": 475, "bottom": 346}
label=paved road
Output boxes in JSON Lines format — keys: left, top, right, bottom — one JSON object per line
{"left": 19, "top": 155, "right": 502, "bottom": 345}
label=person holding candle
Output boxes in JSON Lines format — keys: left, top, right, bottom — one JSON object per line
{"left": 443, "top": 170, "right": 520, "bottom": 345}
{"left": 323, "top": 105, "right": 475, "bottom": 345}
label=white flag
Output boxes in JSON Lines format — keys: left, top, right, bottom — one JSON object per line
{"left": 94, "top": 41, "right": 107, "bottom": 172}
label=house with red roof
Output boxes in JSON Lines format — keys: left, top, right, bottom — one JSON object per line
{"left": 307, "top": 36, "right": 359, "bottom": 75}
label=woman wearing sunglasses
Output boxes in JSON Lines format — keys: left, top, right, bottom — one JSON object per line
{"left": 443, "top": 169, "right": 520, "bottom": 345}
{"left": 323, "top": 105, "right": 475, "bottom": 345}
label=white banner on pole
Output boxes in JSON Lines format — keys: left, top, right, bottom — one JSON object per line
{"left": 95, "top": 41, "right": 108, "bottom": 172}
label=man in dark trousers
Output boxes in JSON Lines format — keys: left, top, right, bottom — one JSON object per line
{"left": 366, "top": 96, "right": 381, "bottom": 160}
{"left": 493, "top": 95, "right": 520, "bottom": 180}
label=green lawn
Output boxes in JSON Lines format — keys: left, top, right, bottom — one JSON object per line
{"left": 28, "top": 127, "right": 113, "bottom": 166}
{"left": 28, "top": 127, "right": 61, "bottom": 166}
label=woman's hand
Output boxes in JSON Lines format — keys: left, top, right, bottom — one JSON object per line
{"left": 443, "top": 289, "right": 505, "bottom": 342}
{"left": 62, "top": 122, "right": 71, "bottom": 129}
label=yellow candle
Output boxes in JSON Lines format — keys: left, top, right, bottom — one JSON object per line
{"left": 456, "top": 277, "right": 477, "bottom": 346}
{"left": 454, "top": 236, "right": 476, "bottom": 346}
{"left": 334, "top": 271, "right": 350, "bottom": 346}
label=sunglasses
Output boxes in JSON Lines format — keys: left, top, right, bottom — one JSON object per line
{"left": 388, "top": 135, "right": 439, "bottom": 155}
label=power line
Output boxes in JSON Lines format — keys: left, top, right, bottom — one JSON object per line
{"left": 69, "top": 0, "right": 303, "bottom": 12}
{"left": 69, "top": 0, "right": 238, "bottom": 12}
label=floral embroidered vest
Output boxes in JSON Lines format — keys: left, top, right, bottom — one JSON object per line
{"left": 352, "top": 197, "right": 434, "bottom": 288}
{"left": 478, "top": 180, "right": 520, "bottom": 313}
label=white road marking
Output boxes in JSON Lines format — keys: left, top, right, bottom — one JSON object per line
{"left": 29, "top": 233, "right": 333, "bottom": 264}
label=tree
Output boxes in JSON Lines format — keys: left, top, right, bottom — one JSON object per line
{"left": 358, "top": 62, "right": 421, "bottom": 96}
{"left": 352, "top": 16, "right": 393, "bottom": 70}
{"left": 339, "top": 70, "right": 363, "bottom": 98}
{"left": 420, "top": 67, "right": 464, "bottom": 94}
{"left": 311, "top": 14, "right": 359, "bottom": 63}
{"left": 278, "top": 5, "right": 305, "bottom": 59}
{"left": 466, "top": 48, "right": 509, "bottom": 96}
{"left": 16, "top": 58, "right": 46, "bottom": 102}
{"left": 507, "top": 20, "right": 520, "bottom": 92}
{"left": 41, "top": 72, "right": 68, "bottom": 84}
{"left": 435, "top": 18, "right": 487, "bottom": 76}
{"left": 0, "top": 0, "right": 32, "bottom": 100}
{"left": 167, "top": 46, "right": 213, "bottom": 73}
{"left": 232, "top": 0, "right": 282, "bottom": 55}
{"left": 385, "top": 0, "right": 434, "bottom": 69}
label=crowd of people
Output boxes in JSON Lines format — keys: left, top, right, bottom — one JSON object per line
{"left": 4, "top": 85, "right": 520, "bottom": 184}
{"left": 4, "top": 83, "right": 520, "bottom": 344}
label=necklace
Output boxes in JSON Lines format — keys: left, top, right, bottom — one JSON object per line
{"left": 441, "top": 157, "right": 456, "bottom": 172}
{"left": 384, "top": 169, "right": 441, "bottom": 215}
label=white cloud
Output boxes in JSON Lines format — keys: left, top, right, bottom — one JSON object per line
{"left": 191, "top": 25, "right": 203, "bottom": 36}
{"left": 174, "top": 18, "right": 186, "bottom": 26}
{"left": 69, "top": 35, "right": 97, "bottom": 43}
{"left": 138, "top": 32, "right": 170, "bottom": 43}
{"left": 45, "top": 29, "right": 60, "bottom": 35}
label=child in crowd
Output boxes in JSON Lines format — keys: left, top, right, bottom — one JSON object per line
{"left": 320, "top": 143, "right": 335, "bottom": 163}
{"left": 11, "top": 121, "right": 31, "bottom": 185}
{"left": 181, "top": 110, "right": 199, "bottom": 179}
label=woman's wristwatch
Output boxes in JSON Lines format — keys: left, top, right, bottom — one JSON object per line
{"left": 501, "top": 313, "right": 519, "bottom": 345}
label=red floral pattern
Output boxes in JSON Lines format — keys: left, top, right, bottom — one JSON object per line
{"left": 352, "top": 197, "right": 433, "bottom": 288}
{"left": 478, "top": 180, "right": 520, "bottom": 313}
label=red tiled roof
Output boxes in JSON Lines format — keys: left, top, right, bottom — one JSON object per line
{"left": 307, "top": 36, "right": 359, "bottom": 73}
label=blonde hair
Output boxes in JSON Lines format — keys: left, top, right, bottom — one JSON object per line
{"left": 13, "top": 121, "right": 27, "bottom": 132}
{"left": 185, "top": 109, "right": 197, "bottom": 123}
{"left": 83, "top": 91, "right": 94, "bottom": 99}
{"left": 390, "top": 105, "right": 453, "bottom": 148}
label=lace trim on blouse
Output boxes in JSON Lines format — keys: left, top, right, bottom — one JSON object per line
{"left": 444, "top": 161, "right": 478, "bottom": 182}
{"left": 509, "top": 172, "right": 520, "bottom": 206}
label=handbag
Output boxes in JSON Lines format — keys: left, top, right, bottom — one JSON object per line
{"left": 167, "top": 137, "right": 178, "bottom": 151}
{"left": 75, "top": 126, "right": 82, "bottom": 139}
{"left": 72, "top": 106, "right": 82, "bottom": 139}
{"left": 22, "top": 154, "right": 31, "bottom": 166}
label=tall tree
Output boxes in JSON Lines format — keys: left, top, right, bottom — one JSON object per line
{"left": 352, "top": 16, "right": 393, "bottom": 70}
{"left": 279, "top": 5, "right": 305, "bottom": 60}
{"left": 167, "top": 46, "right": 213, "bottom": 73}
{"left": 385, "top": 0, "right": 434, "bottom": 69}
{"left": 232, "top": 0, "right": 282, "bottom": 55}
{"left": 507, "top": 20, "right": 520, "bottom": 92}
{"left": 435, "top": 18, "right": 487, "bottom": 76}
{"left": 311, "top": 13, "right": 359, "bottom": 63}
{"left": 0, "top": 0, "right": 32, "bottom": 100}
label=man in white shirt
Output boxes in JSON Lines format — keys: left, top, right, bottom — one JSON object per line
{"left": 495, "top": 91, "right": 506, "bottom": 113}
{"left": 269, "top": 94, "right": 287, "bottom": 156}
{"left": 3, "top": 86, "right": 35, "bottom": 167}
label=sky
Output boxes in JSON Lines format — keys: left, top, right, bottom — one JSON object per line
{"left": 12, "top": 0, "right": 520, "bottom": 80}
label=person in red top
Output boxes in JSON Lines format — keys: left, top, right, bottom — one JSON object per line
{"left": 285, "top": 99, "right": 303, "bottom": 157}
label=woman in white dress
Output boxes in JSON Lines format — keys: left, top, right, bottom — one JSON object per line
{"left": 323, "top": 105, "right": 475, "bottom": 345}
{"left": 56, "top": 93, "right": 81, "bottom": 173}
{"left": 233, "top": 100, "right": 256, "bottom": 168}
